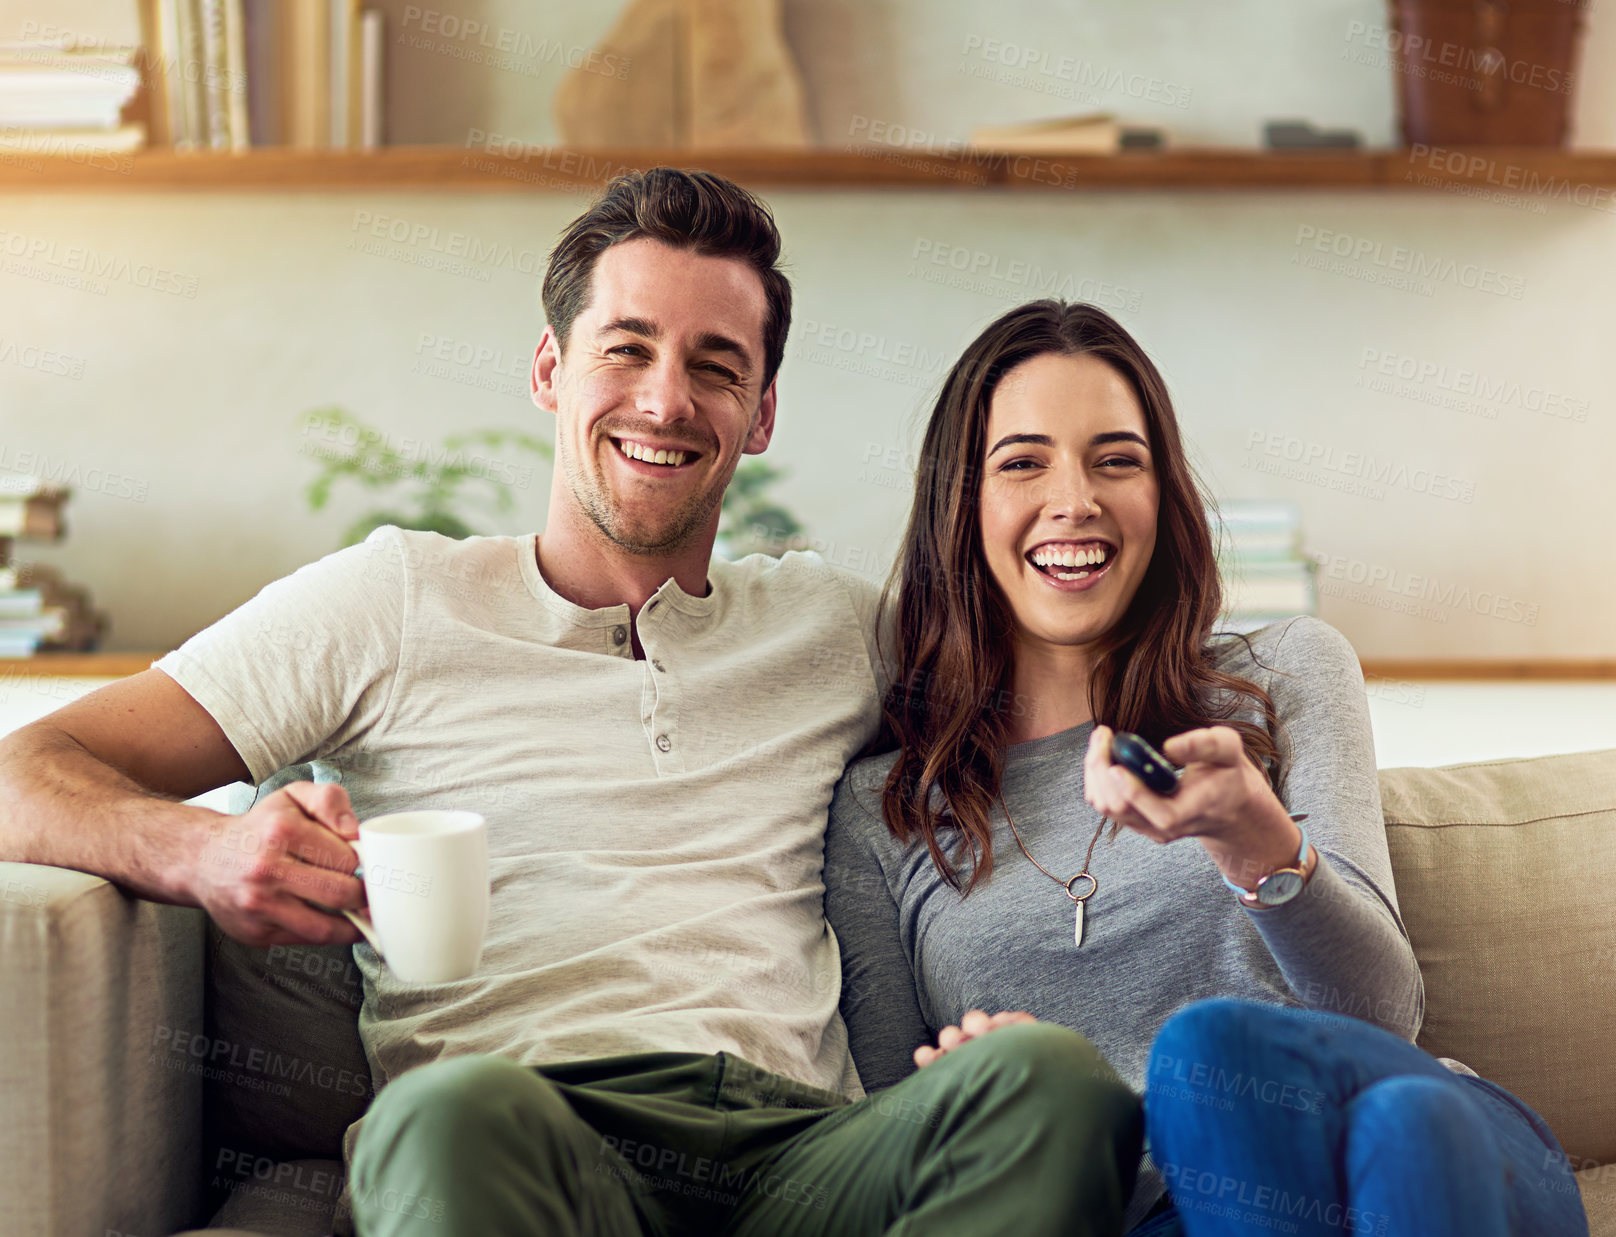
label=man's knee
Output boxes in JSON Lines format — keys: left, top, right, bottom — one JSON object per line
{"left": 361, "top": 1054, "right": 568, "bottom": 1155}
{"left": 963, "top": 1022, "right": 1137, "bottom": 1117}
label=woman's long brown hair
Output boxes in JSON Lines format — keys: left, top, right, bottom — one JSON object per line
{"left": 875, "top": 300, "right": 1290, "bottom": 893}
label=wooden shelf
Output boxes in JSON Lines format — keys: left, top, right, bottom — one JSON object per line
{"left": 0, "top": 651, "right": 1611, "bottom": 681}
{"left": 0, "top": 652, "right": 164, "bottom": 677}
{"left": 4, "top": 145, "right": 1616, "bottom": 194}
{"left": 1361, "top": 660, "right": 1616, "bottom": 681}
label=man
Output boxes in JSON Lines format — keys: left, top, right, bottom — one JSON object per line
{"left": 0, "top": 168, "right": 1140, "bottom": 1236}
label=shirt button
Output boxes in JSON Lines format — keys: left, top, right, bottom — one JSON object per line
{"left": 652, "top": 659, "right": 666, "bottom": 673}
{"left": 611, "top": 625, "right": 627, "bottom": 646}
{"left": 655, "top": 734, "right": 672, "bottom": 753}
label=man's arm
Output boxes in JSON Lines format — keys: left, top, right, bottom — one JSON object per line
{"left": 0, "top": 668, "right": 364, "bottom": 947}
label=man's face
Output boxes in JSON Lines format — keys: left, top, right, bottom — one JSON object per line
{"left": 533, "top": 237, "right": 776, "bottom": 556}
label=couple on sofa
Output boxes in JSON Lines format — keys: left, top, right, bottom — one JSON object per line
{"left": 0, "top": 167, "right": 1588, "bottom": 1237}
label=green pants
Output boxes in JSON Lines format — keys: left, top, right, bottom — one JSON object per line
{"left": 350, "top": 1022, "right": 1142, "bottom": 1236}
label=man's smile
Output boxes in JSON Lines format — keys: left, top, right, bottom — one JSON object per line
{"left": 609, "top": 436, "right": 701, "bottom": 469}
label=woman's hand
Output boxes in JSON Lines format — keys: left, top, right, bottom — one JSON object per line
{"left": 913, "top": 1009, "right": 1039, "bottom": 1068}
{"left": 1083, "top": 724, "right": 1302, "bottom": 890}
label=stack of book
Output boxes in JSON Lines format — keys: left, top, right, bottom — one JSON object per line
{"left": 0, "top": 478, "right": 108, "bottom": 657}
{"left": 141, "top": 0, "right": 386, "bottom": 149}
{"left": 0, "top": 39, "right": 147, "bottom": 156}
{"left": 1209, "top": 500, "right": 1318, "bottom": 634}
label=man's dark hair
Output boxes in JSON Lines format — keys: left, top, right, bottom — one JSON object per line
{"left": 541, "top": 167, "right": 792, "bottom": 389}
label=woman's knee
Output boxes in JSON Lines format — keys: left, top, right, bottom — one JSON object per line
{"left": 1349, "top": 1075, "right": 1482, "bottom": 1146}
{"left": 1148, "top": 998, "right": 1326, "bottom": 1086}
{"left": 1152, "top": 996, "right": 1295, "bottom": 1054}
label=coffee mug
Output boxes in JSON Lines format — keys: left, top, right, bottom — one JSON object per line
{"left": 341, "top": 809, "right": 488, "bottom": 983}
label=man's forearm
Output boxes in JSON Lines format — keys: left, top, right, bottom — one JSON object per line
{"left": 0, "top": 724, "right": 216, "bottom": 906}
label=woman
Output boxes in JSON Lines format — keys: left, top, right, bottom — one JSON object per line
{"left": 824, "top": 300, "right": 1588, "bottom": 1236}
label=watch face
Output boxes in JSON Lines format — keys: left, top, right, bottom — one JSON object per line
{"left": 1256, "top": 870, "right": 1305, "bottom": 906}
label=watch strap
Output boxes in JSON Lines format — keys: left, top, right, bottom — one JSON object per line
{"left": 1222, "top": 816, "right": 1312, "bottom": 903}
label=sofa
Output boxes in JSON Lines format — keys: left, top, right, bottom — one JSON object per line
{"left": 2, "top": 746, "right": 1613, "bottom": 1237}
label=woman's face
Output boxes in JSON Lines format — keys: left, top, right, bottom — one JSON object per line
{"left": 978, "top": 351, "right": 1160, "bottom": 656}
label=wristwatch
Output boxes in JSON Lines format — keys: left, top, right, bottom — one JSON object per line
{"left": 1222, "top": 814, "right": 1316, "bottom": 910}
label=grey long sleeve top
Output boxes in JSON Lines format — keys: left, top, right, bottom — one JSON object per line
{"left": 824, "top": 616, "right": 1428, "bottom": 1228}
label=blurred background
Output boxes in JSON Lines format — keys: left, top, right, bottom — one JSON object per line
{"left": 2, "top": 0, "right": 1614, "bottom": 764}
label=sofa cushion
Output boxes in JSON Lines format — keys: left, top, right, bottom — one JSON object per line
{"left": 205, "top": 767, "right": 372, "bottom": 1166}
{"left": 1580, "top": 1166, "right": 1616, "bottom": 1237}
{"left": 203, "top": 1155, "right": 347, "bottom": 1236}
{"left": 205, "top": 929, "right": 373, "bottom": 1161}
{"left": 1380, "top": 747, "right": 1616, "bottom": 1168}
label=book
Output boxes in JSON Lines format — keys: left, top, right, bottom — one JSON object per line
{"left": 241, "top": 0, "right": 280, "bottom": 144}
{"left": 0, "top": 48, "right": 143, "bottom": 130}
{"left": 1212, "top": 499, "right": 1302, "bottom": 530}
{"left": 969, "top": 113, "right": 1120, "bottom": 154}
{"left": 1210, "top": 499, "right": 1315, "bottom": 623}
{"left": 0, "top": 2, "right": 143, "bottom": 47}
{"left": 329, "top": 0, "right": 347, "bottom": 146}
{"left": 1210, "top": 500, "right": 1302, "bottom": 559}
{"left": 0, "top": 606, "right": 67, "bottom": 637}
{"left": 1222, "top": 572, "right": 1316, "bottom": 616}
{"left": 200, "top": 0, "right": 227, "bottom": 147}
{"left": 359, "top": 7, "right": 382, "bottom": 148}
{"left": 222, "top": 0, "right": 249, "bottom": 148}
{"left": 0, "top": 122, "right": 145, "bottom": 151}
{"left": 114, "top": 0, "right": 382, "bottom": 148}
{"left": 0, "top": 589, "right": 44, "bottom": 617}
{"left": 175, "top": 0, "right": 207, "bottom": 148}
{"left": 285, "top": 0, "right": 330, "bottom": 149}
{"left": 150, "top": 0, "right": 185, "bottom": 144}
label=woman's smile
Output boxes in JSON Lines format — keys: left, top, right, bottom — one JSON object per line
{"left": 1025, "top": 539, "right": 1117, "bottom": 589}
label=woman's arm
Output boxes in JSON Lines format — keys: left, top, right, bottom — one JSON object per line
{"left": 1237, "top": 616, "right": 1425, "bottom": 1037}
{"left": 824, "top": 767, "right": 933, "bottom": 1091}
{"left": 1086, "top": 616, "right": 1425, "bottom": 1040}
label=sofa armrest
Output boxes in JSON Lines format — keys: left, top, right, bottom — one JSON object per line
{"left": 0, "top": 862, "right": 207, "bottom": 1237}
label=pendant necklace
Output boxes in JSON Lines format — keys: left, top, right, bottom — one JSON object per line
{"left": 999, "top": 796, "right": 1106, "bottom": 948}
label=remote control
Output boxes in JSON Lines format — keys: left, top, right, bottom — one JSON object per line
{"left": 1109, "top": 731, "right": 1181, "bottom": 795}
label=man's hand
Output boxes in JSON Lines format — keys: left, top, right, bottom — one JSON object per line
{"left": 189, "top": 781, "right": 367, "bottom": 948}
{"left": 913, "top": 1009, "right": 1039, "bottom": 1068}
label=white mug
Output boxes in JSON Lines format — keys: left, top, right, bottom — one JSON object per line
{"left": 341, "top": 809, "right": 488, "bottom": 983}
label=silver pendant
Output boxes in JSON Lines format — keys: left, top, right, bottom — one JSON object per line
{"left": 1066, "top": 873, "right": 1097, "bottom": 950}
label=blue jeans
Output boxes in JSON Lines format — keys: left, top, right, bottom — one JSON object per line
{"left": 1131, "top": 998, "right": 1589, "bottom": 1237}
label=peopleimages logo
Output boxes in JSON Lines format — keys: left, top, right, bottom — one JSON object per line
{"left": 400, "top": 6, "right": 630, "bottom": 79}
{"left": 959, "top": 35, "right": 1194, "bottom": 108}
{"left": 1243, "top": 430, "right": 1477, "bottom": 505}
{"left": 1292, "top": 226, "right": 1524, "bottom": 300}
{"left": 1405, "top": 145, "right": 1616, "bottom": 215}
{"left": 1356, "top": 348, "right": 1590, "bottom": 423}
{"left": 1313, "top": 553, "right": 1539, "bottom": 627}
{"left": 909, "top": 239, "right": 1143, "bottom": 313}
{"left": 1344, "top": 18, "right": 1575, "bottom": 96}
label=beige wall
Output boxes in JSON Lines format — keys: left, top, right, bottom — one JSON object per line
{"left": 1, "top": 0, "right": 1611, "bottom": 657}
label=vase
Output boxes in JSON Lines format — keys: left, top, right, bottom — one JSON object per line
{"left": 1388, "top": 0, "right": 1587, "bottom": 146}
